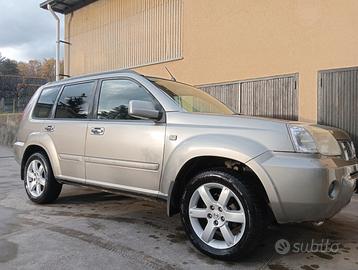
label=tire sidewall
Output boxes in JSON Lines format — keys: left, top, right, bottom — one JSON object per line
{"left": 24, "top": 152, "right": 53, "bottom": 203}
{"left": 180, "top": 170, "right": 257, "bottom": 260}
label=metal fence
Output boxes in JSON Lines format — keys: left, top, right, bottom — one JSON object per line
{"left": 318, "top": 67, "right": 358, "bottom": 148}
{"left": 198, "top": 73, "right": 299, "bottom": 120}
{"left": 0, "top": 75, "right": 47, "bottom": 113}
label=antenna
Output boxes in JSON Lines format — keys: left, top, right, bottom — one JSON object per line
{"left": 165, "top": 66, "right": 176, "bottom": 81}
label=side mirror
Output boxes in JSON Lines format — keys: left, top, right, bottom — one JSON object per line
{"left": 128, "top": 100, "right": 161, "bottom": 120}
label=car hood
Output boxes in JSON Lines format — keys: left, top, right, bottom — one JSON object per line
{"left": 168, "top": 112, "right": 290, "bottom": 128}
{"left": 167, "top": 112, "right": 295, "bottom": 152}
{"left": 167, "top": 112, "right": 352, "bottom": 152}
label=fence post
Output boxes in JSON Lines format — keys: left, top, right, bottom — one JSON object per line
{"left": 12, "top": 98, "right": 16, "bottom": 113}
{"left": 0, "top": 98, "right": 4, "bottom": 113}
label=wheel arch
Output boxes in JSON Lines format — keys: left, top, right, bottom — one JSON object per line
{"left": 21, "top": 145, "right": 50, "bottom": 180}
{"left": 21, "top": 133, "right": 60, "bottom": 180}
{"left": 166, "top": 155, "right": 275, "bottom": 221}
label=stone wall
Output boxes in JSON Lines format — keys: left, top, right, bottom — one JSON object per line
{"left": 0, "top": 113, "right": 22, "bottom": 146}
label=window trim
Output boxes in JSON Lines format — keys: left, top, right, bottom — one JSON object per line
{"left": 52, "top": 80, "right": 98, "bottom": 121}
{"left": 92, "top": 76, "right": 166, "bottom": 123}
{"left": 32, "top": 86, "right": 62, "bottom": 120}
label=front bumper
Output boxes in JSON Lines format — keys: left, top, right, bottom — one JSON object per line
{"left": 248, "top": 151, "right": 358, "bottom": 223}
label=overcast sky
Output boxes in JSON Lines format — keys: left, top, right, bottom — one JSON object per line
{"left": 0, "top": 0, "right": 63, "bottom": 62}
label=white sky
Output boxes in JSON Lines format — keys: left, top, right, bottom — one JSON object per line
{"left": 0, "top": 0, "right": 64, "bottom": 62}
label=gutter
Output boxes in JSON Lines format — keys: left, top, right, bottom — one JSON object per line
{"left": 47, "top": 4, "right": 60, "bottom": 81}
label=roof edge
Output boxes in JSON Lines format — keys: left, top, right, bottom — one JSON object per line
{"left": 47, "top": 69, "right": 141, "bottom": 86}
{"left": 40, "top": 0, "right": 97, "bottom": 14}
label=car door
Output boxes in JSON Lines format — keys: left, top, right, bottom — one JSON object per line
{"left": 44, "top": 81, "right": 96, "bottom": 184}
{"left": 85, "top": 78, "right": 166, "bottom": 195}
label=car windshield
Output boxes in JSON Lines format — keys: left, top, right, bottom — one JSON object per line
{"left": 148, "top": 78, "right": 234, "bottom": 115}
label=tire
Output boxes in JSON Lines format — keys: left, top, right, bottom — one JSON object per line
{"left": 24, "top": 152, "right": 62, "bottom": 204}
{"left": 180, "top": 169, "right": 265, "bottom": 261}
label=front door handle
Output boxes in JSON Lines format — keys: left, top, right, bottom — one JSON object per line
{"left": 44, "top": 125, "right": 55, "bottom": 132}
{"left": 90, "top": 127, "right": 105, "bottom": 135}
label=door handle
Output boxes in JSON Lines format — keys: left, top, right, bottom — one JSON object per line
{"left": 44, "top": 125, "right": 55, "bottom": 132}
{"left": 90, "top": 127, "right": 105, "bottom": 135}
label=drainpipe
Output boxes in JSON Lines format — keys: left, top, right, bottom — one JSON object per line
{"left": 47, "top": 4, "right": 60, "bottom": 81}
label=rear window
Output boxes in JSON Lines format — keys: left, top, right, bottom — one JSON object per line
{"left": 55, "top": 82, "right": 95, "bottom": 119}
{"left": 33, "top": 86, "right": 61, "bottom": 118}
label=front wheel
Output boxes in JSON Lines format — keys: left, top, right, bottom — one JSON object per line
{"left": 180, "top": 170, "right": 265, "bottom": 260}
{"left": 24, "top": 152, "right": 62, "bottom": 204}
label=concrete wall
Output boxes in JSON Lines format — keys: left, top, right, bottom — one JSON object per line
{"left": 65, "top": 0, "right": 358, "bottom": 123}
{"left": 0, "top": 114, "right": 22, "bottom": 146}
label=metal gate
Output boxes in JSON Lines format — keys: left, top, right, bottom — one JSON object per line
{"left": 198, "top": 73, "right": 298, "bottom": 120}
{"left": 318, "top": 67, "right": 358, "bottom": 147}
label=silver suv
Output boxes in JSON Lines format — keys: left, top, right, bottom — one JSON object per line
{"left": 14, "top": 70, "right": 358, "bottom": 260}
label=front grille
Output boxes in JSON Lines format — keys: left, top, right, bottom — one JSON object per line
{"left": 338, "top": 140, "right": 356, "bottom": 160}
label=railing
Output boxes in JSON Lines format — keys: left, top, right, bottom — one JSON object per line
{"left": 0, "top": 75, "right": 48, "bottom": 113}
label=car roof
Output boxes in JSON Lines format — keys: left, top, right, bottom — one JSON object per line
{"left": 42, "top": 69, "right": 183, "bottom": 112}
{"left": 44, "top": 69, "right": 141, "bottom": 87}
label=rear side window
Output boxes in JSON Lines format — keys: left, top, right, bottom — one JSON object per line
{"left": 33, "top": 87, "right": 61, "bottom": 118}
{"left": 55, "top": 82, "right": 94, "bottom": 119}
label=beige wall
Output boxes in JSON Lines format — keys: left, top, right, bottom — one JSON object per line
{"left": 65, "top": 0, "right": 358, "bottom": 122}
{"left": 64, "top": 0, "right": 183, "bottom": 75}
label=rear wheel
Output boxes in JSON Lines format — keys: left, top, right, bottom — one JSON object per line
{"left": 24, "top": 152, "right": 62, "bottom": 204}
{"left": 180, "top": 169, "right": 265, "bottom": 260}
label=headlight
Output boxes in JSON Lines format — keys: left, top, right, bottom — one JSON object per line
{"left": 288, "top": 125, "right": 318, "bottom": 153}
{"left": 288, "top": 124, "right": 341, "bottom": 156}
{"left": 350, "top": 141, "right": 356, "bottom": 158}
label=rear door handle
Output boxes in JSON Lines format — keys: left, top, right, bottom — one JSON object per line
{"left": 90, "top": 127, "right": 105, "bottom": 135}
{"left": 44, "top": 125, "right": 55, "bottom": 132}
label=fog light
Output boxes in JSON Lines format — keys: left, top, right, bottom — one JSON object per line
{"left": 328, "top": 180, "right": 340, "bottom": 199}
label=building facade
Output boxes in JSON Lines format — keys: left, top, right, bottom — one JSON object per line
{"left": 41, "top": 0, "right": 358, "bottom": 141}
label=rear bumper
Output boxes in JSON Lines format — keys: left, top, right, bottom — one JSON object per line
{"left": 248, "top": 151, "right": 358, "bottom": 223}
{"left": 13, "top": 141, "right": 25, "bottom": 165}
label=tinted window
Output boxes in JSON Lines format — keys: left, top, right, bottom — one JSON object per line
{"left": 97, "top": 79, "right": 159, "bottom": 120}
{"left": 33, "top": 87, "right": 61, "bottom": 118}
{"left": 55, "top": 82, "right": 94, "bottom": 119}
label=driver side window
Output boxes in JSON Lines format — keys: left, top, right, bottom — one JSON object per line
{"left": 97, "top": 79, "right": 159, "bottom": 120}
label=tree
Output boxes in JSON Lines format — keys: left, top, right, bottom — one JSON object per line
{"left": 18, "top": 60, "right": 41, "bottom": 77}
{"left": 41, "top": 58, "right": 56, "bottom": 81}
{"left": 18, "top": 58, "right": 63, "bottom": 81}
{"left": 0, "top": 53, "right": 5, "bottom": 63}
{"left": 0, "top": 53, "right": 19, "bottom": 75}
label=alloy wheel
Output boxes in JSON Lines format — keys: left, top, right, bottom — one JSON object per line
{"left": 188, "top": 183, "right": 246, "bottom": 249}
{"left": 26, "top": 159, "right": 46, "bottom": 197}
